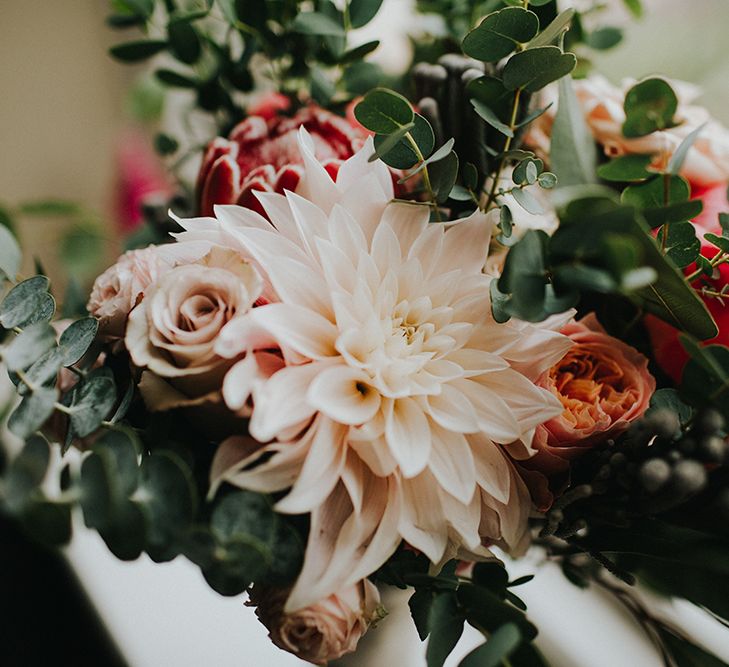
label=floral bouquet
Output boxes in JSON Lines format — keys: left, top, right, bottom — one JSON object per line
{"left": 2, "top": 0, "right": 729, "bottom": 665}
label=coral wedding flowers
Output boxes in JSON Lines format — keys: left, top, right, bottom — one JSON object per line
{"left": 176, "top": 130, "right": 574, "bottom": 610}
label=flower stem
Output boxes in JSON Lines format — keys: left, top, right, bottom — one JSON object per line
{"left": 483, "top": 87, "right": 523, "bottom": 212}
{"left": 405, "top": 132, "right": 442, "bottom": 222}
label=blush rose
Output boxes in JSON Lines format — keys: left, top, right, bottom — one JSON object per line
{"left": 125, "top": 247, "right": 262, "bottom": 411}
{"left": 516, "top": 313, "right": 655, "bottom": 510}
{"left": 250, "top": 579, "right": 382, "bottom": 666}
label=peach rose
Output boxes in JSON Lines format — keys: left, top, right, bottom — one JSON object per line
{"left": 125, "top": 247, "right": 262, "bottom": 411}
{"left": 250, "top": 580, "right": 383, "bottom": 665}
{"left": 516, "top": 313, "right": 656, "bottom": 510}
{"left": 87, "top": 246, "right": 170, "bottom": 338}
{"left": 525, "top": 75, "right": 729, "bottom": 187}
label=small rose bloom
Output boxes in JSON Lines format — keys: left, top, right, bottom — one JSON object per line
{"left": 196, "top": 105, "right": 366, "bottom": 217}
{"left": 87, "top": 246, "right": 169, "bottom": 339}
{"left": 517, "top": 314, "right": 655, "bottom": 510}
{"left": 250, "top": 580, "right": 382, "bottom": 666}
{"left": 525, "top": 75, "right": 729, "bottom": 188}
{"left": 125, "top": 247, "right": 263, "bottom": 411}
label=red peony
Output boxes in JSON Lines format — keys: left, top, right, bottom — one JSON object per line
{"left": 196, "top": 105, "right": 366, "bottom": 218}
{"left": 645, "top": 182, "right": 729, "bottom": 383}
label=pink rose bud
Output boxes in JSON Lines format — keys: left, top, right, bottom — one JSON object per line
{"left": 250, "top": 580, "right": 383, "bottom": 665}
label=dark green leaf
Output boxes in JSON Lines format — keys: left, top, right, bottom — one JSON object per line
{"left": 657, "top": 221, "right": 700, "bottom": 268}
{"left": 59, "top": 317, "right": 99, "bottom": 366}
{"left": 462, "top": 8, "right": 539, "bottom": 62}
{"left": 459, "top": 624, "right": 522, "bottom": 667}
{"left": 7, "top": 388, "right": 58, "bottom": 439}
{"left": 550, "top": 75, "right": 598, "bottom": 186}
{"left": 622, "top": 78, "right": 679, "bottom": 138}
{"left": 21, "top": 501, "right": 72, "bottom": 546}
{"left": 0, "top": 276, "right": 55, "bottom": 329}
{"left": 154, "top": 132, "right": 179, "bottom": 155}
{"left": 497, "top": 230, "right": 549, "bottom": 321}
{"left": 355, "top": 88, "right": 414, "bottom": 134}
{"left": 426, "top": 592, "right": 465, "bottom": 667}
{"left": 586, "top": 26, "right": 623, "bottom": 50}
{"left": 409, "top": 588, "right": 434, "bottom": 641}
{"left": 168, "top": 20, "right": 201, "bottom": 64}
{"left": 597, "top": 154, "right": 654, "bottom": 182}
{"left": 512, "top": 187, "right": 545, "bottom": 214}
{"left": 349, "top": 0, "right": 384, "bottom": 28}
{"left": 155, "top": 69, "right": 198, "bottom": 88}
{"left": 647, "top": 388, "right": 693, "bottom": 427}
{"left": 68, "top": 376, "right": 117, "bottom": 437}
{"left": 4, "top": 435, "right": 50, "bottom": 513}
{"left": 502, "top": 46, "right": 577, "bottom": 93}
{"left": 429, "top": 151, "right": 459, "bottom": 204}
{"left": 500, "top": 205, "right": 513, "bottom": 238}
{"left": 471, "top": 100, "right": 514, "bottom": 137}
{"left": 3, "top": 323, "right": 56, "bottom": 371}
{"left": 339, "top": 40, "right": 380, "bottom": 64}
{"left": 18, "top": 347, "right": 64, "bottom": 393}
{"left": 705, "top": 233, "right": 729, "bottom": 253}
{"left": 109, "top": 40, "right": 168, "bottom": 62}
{"left": 372, "top": 122, "right": 417, "bottom": 165}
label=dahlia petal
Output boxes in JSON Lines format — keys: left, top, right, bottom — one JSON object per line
{"left": 286, "top": 190, "right": 330, "bottom": 259}
{"left": 275, "top": 417, "right": 349, "bottom": 513}
{"left": 468, "top": 433, "right": 511, "bottom": 504}
{"left": 250, "top": 303, "right": 337, "bottom": 360}
{"left": 336, "top": 136, "right": 393, "bottom": 202}
{"left": 307, "top": 364, "right": 381, "bottom": 425}
{"left": 453, "top": 378, "right": 522, "bottom": 443}
{"left": 380, "top": 202, "right": 430, "bottom": 254}
{"left": 208, "top": 435, "right": 262, "bottom": 498}
{"left": 296, "top": 127, "right": 340, "bottom": 214}
{"left": 407, "top": 222, "right": 444, "bottom": 277}
{"left": 398, "top": 471, "right": 448, "bottom": 562}
{"left": 426, "top": 384, "right": 481, "bottom": 434}
{"left": 384, "top": 397, "right": 432, "bottom": 478}
{"left": 327, "top": 204, "right": 368, "bottom": 264}
{"left": 248, "top": 361, "right": 326, "bottom": 441}
{"left": 370, "top": 217, "right": 403, "bottom": 278}
{"left": 439, "top": 209, "right": 494, "bottom": 275}
{"left": 429, "top": 426, "right": 476, "bottom": 504}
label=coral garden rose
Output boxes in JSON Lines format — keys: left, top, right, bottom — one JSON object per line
{"left": 125, "top": 247, "right": 262, "bottom": 411}
{"left": 514, "top": 313, "right": 655, "bottom": 510}
{"left": 645, "top": 183, "right": 729, "bottom": 383}
{"left": 87, "top": 246, "right": 170, "bottom": 338}
{"left": 251, "top": 579, "right": 382, "bottom": 665}
{"left": 525, "top": 75, "right": 729, "bottom": 188}
{"left": 196, "top": 105, "right": 365, "bottom": 218}
{"left": 185, "top": 130, "right": 573, "bottom": 611}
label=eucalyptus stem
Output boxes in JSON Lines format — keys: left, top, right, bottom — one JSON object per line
{"left": 483, "top": 87, "right": 523, "bottom": 212}
{"left": 404, "top": 132, "right": 442, "bottom": 222}
{"left": 685, "top": 249, "right": 729, "bottom": 282}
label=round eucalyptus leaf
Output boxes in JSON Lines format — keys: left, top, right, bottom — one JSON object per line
{"left": 354, "top": 88, "right": 414, "bottom": 134}
{"left": 7, "top": 387, "right": 59, "bottom": 439}
{"left": 3, "top": 322, "right": 56, "bottom": 372}
{"left": 68, "top": 375, "right": 117, "bottom": 438}
{"left": 0, "top": 276, "right": 55, "bottom": 329}
{"left": 58, "top": 317, "right": 99, "bottom": 366}
{"left": 462, "top": 8, "right": 539, "bottom": 62}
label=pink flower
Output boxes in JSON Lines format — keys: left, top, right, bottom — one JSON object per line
{"left": 114, "top": 129, "right": 174, "bottom": 232}
{"left": 87, "top": 246, "right": 170, "bottom": 338}
{"left": 125, "top": 247, "right": 262, "bottom": 412}
{"left": 250, "top": 579, "right": 382, "bottom": 665}
{"left": 515, "top": 314, "right": 655, "bottom": 510}
{"left": 196, "top": 105, "right": 366, "bottom": 218}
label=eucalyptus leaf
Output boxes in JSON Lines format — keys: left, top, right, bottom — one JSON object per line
{"left": 68, "top": 375, "right": 117, "bottom": 437}
{"left": 502, "top": 46, "right": 576, "bottom": 93}
{"left": 622, "top": 78, "right": 679, "bottom": 138}
{"left": 292, "top": 11, "right": 345, "bottom": 38}
{"left": 110, "top": 40, "right": 168, "bottom": 62}
{"left": 426, "top": 592, "right": 465, "bottom": 667}
{"left": 7, "top": 387, "right": 59, "bottom": 439}
{"left": 462, "top": 7, "right": 539, "bottom": 62}
{"left": 550, "top": 76, "right": 598, "bottom": 187}
{"left": 429, "top": 151, "right": 459, "bottom": 204}
{"left": 3, "top": 323, "right": 56, "bottom": 372}
{"left": 459, "top": 624, "right": 522, "bottom": 667}
{"left": 0, "top": 276, "right": 55, "bottom": 329}
{"left": 3, "top": 435, "right": 50, "bottom": 513}
{"left": 597, "top": 154, "right": 653, "bottom": 182}
{"left": 471, "top": 100, "right": 514, "bottom": 138}
{"left": 355, "top": 88, "right": 414, "bottom": 134}
{"left": 527, "top": 9, "right": 575, "bottom": 48}
{"left": 349, "top": 0, "right": 384, "bottom": 28}
{"left": 668, "top": 122, "right": 707, "bottom": 175}
{"left": 58, "top": 317, "right": 99, "bottom": 366}
{"left": 0, "top": 225, "right": 21, "bottom": 280}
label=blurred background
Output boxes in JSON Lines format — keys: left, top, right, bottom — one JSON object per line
{"left": 2, "top": 0, "right": 729, "bottom": 290}
{"left": 2, "top": 1, "right": 729, "bottom": 665}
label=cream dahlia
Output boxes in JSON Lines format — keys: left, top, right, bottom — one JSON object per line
{"left": 176, "top": 130, "right": 573, "bottom": 611}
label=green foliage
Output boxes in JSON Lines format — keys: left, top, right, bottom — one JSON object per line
{"left": 0, "top": 276, "right": 55, "bottom": 329}
{"left": 459, "top": 623, "right": 522, "bottom": 667}
{"left": 0, "top": 225, "right": 21, "bottom": 281}
{"left": 110, "top": 40, "right": 169, "bottom": 62}
{"left": 502, "top": 46, "right": 577, "bottom": 93}
{"left": 680, "top": 341, "right": 729, "bottom": 420}
{"left": 597, "top": 154, "right": 653, "bottom": 183}
{"left": 355, "top": 88, "right": 414, "bottom": 134}
{"left": 622, "top": 78, "right": 679, "bottom": 138}
{"left": 462, "top": 8, "right": 539, "bottom": 62}
{"left": 550, "top": 76, "right": 598, "bottom": 187}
